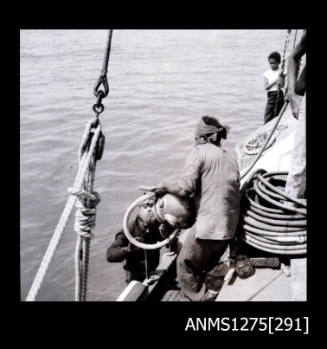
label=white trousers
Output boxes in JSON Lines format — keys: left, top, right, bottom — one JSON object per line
{"left": 285, "top": 95, "right": 306, "bottom": 198}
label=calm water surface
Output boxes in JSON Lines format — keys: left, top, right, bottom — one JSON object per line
{"left": 20, "top": 29, "right": 298, "bottom": 301}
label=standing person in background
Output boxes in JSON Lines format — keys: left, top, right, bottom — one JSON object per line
{"left": 284, "top": 31, "right": 306, "bottom": 198}
{"left": 263, "top": 51, "right": 286, "bottom": 124}
{"left": 151, "top": 116, "right": 241, "bottom": 301}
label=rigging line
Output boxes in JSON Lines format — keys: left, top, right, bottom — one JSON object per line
{"left": 281, "top": 30, "right": 291, "bottom": 70}
{"left": 101, "top": 30, "right": 114, "bottom": 76}
{"left": 25, "top": 125, "right": 102, "bottom": 301}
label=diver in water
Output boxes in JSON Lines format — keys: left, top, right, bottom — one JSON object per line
{"left": 106, "top": 199, "right": 174, "bottom": 284}
{"left": 151, "top": 115, "right": 241, "bottom": 301}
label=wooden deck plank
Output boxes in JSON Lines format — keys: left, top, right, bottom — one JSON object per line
{"left": 216, "top": 268, "right": 293, "bottom": 301}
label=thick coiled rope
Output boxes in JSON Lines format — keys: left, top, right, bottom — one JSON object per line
{"left": 240, "top": 169, "right": 306, "bottom": 255}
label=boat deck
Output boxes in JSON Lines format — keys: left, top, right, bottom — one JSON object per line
{"left": 216, "top": 257, "right": 306, "bottom": 301}
{"left": 116, "top": 101, "right": 306, "bottom": 302}
{"left": 159, "top": 257, "right": 306, "bottom": 302}
{"left": 116, "top": 242, "right": 306, "bottom": 302}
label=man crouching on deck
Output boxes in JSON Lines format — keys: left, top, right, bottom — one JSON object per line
{"left": 151, "top": 116, "right": 241, "bottom": 301}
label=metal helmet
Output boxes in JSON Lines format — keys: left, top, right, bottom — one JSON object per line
{"left": 153, "top": 193, "right": 194, "bottom": 229}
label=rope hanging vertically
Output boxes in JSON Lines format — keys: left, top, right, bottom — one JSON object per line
{"left": 25, "top": 123, "right": 103, "bottom": 301}
{"left": 74, "top": 29, "right": 114, "bottom": 301}
{"left": 281, "top": 29, "right": 292, "bottom": 72}
{"left": 25, "top": 30, "right": 114, "bottom": 302}
{"left": 73, "top": 121, "right": 102, "bottom": 302}
{"left": 93, "top": 29, "right": 114, "bottom": 116}
{"left": 270, "top": 29, "right": 291, "bottom": 119}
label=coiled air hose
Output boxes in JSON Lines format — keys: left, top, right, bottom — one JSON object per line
{"left": 240, "top": 169, "right": 307, "bottom": 255}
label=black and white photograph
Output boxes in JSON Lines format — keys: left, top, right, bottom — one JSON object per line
{"left": 20, "top": 29, "right": 307, "bottom": 309}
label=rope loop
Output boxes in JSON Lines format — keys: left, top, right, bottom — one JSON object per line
{"left": 68, "top": 187, "right": 97, "bottom": 201}
{"left": 94, "top": 75, "right": 109, "bottom": 98}
{"left": 92, "top": 30, "right": 113, "bottom": 118}
{"left": 95, "top": 132, "right": 105, "bottom": 160}
{"left": 78, "top": 118, "right": 101, "bottom": 162}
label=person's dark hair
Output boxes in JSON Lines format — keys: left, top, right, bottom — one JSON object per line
{"left": 202, "top": 115, "right": 229, "bottom": 140}
{"left": 268, "top": 51, "right": 281, "bottom": 63}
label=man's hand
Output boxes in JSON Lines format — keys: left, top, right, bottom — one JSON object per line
{"left": 159, "top": 223, "right": 175, "bottom": 239}
{"left": 150, "top": 186, "right": 168, "bottom": 199}
{"left": 286, "top": 92, "right": 302, "bottom": 119}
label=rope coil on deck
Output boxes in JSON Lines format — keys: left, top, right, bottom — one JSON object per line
{"left": 240, "top": 169, "right": 307, "bottom": 255}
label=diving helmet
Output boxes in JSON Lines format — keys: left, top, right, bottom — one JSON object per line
{"left": 152, "top": 193, "right": 194, "bottom": 229}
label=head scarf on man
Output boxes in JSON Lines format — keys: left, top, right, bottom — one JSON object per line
{"left": 195, "top": 116, "right": 230, "bottom": 139}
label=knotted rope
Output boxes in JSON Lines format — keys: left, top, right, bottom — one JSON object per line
{"left": 26, "top": 30, "right": 113, "bottom": 302}
{"left": 25, "top": 120, "right": 103, "bottom": 301}
{"left": 70, "top": 121, "right": 103, "bottom": 301}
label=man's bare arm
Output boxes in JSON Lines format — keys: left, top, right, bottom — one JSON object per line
{"left": 287, "top": 31, "right": 306, "bottom": 118}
